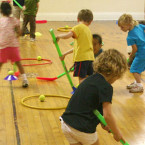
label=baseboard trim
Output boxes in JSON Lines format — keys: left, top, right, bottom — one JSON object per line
{"left": 37, "top": 12, "right": 144, "bottom": 21}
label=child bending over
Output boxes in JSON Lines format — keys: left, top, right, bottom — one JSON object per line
{"left": 118, "top": 13, "right": 145, "bottom": 93}
{"left": 60, "top": 49, "right": 127, "bottom": 145}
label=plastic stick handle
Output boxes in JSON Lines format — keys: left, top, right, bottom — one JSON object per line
{"left": 57, "top": 67, "right": 74, "bottom": 78}
{"left": 13, "top": 0, "right": 23, "bottom": 9}
{"left": 94, "top": 110, "right": 107, "bottom": 126}
{"left": 49, "top": 29, "right": 75, "bottom": 89}
{"left": 13, "top": 63, "right": 17, "bottom": 72}
{"left": 93, "top": 110, "right": 129, "bottom": 145}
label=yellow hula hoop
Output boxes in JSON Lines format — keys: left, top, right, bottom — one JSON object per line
{"left": 21, "top": 94, "right": 70, "bottom": 110}
{"left": 57, "top": 27, "right": 72, "bottom": 32}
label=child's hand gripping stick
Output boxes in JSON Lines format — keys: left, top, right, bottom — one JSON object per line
{"left": 93, "top": 110, "right": 129, "bottom": 145}
{"left": 49, "top": 29, "right": 76, "bottom": 92}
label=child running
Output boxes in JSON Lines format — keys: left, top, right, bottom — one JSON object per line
{"left": 60, "top": 49, "right": 127, "bottom": 145}
{"left": 118, "top": 13, "right": 145, "bottom": 93}
{"left": 57, "top": 9, "right": 94, "bottom": 84}
{"left": 0, "top": 2, "right": 28, "bottom": 88}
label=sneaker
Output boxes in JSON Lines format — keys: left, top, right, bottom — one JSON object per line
{"left": 127, "top": 82, "right": 136, "bottom": 89}
{"left": 22, "top": 80, "right": 29, "bottom": 88}
{"left": 129, "top": 85, "right": 143, "bottom": 93}
{"left": 25, "top": 27, "right": 30, "bottom": 34}
{"left": 30, "top": 38, "right": 35, "bottom": 42}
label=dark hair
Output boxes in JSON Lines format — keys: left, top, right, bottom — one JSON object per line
{"left": 93, "top": 34, "right": 102, "bottom": 45}
{"left": 0, "top": 2, "right": 12, "bottom": 16}
{"left": 138, "top": 20, "right": 145, "bottom": 25}
{"left": 77, "top": 9, "right": 93, "bottom": 23}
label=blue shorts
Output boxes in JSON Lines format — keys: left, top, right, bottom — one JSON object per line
{"left": 73, "top": 61, "right": 93, "bottom": 78}
{"left": 130, "top": 57, "right": 145, "bottom": 74}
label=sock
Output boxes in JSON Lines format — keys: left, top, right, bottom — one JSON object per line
{"left": 136, "top": 83, "right": 143, "bottom": 87}
{"left": 22, "top": 74, "right": 27, "bottom": 80}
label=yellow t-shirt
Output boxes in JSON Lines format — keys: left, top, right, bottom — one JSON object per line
{"left": 72, "top": 23, "right": 94, "bottom": 62}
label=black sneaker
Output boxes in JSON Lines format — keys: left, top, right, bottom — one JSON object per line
{"left": 25, "top": 27, "right": 30, "bottom": 34}
{"left": 22, "top": 80, "right": 29, "bottom": 88}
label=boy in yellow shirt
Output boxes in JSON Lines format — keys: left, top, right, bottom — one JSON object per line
{"left": 57, "top": 9, "right": 94, "bottom": 84}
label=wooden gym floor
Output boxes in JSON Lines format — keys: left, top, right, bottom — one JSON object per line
{"left": 0, "top": 21, "right": 145, "bottom": 145}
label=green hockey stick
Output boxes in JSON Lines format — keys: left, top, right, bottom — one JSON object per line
{"left": 93, "top": 110, "right": 129, "bottom": 145}
{"left": 13, "top": 0, "right": 23, "bottom": 9}
{"left": 49, "top": 29, "right": 76, "bottom": 92}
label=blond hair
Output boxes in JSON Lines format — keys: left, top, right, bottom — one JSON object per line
{"left": 93, "top": 49, "right": 127, "bottom": 78}
{"left": 118, "top": 13, "right": 138, "bottom": 27}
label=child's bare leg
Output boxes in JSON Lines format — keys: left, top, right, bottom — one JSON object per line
{"left": 15, "top": 61, "right": 25, "bottom": 74}
{"left": 15, "top": 61, "right": 29, "bottom": 87}
{"left": 133, "top": 73, "right": 141, "bottom": 83}
{"left": 79, "top": 77, "right": 87, "bottom": 84}
{"left": 0, "top": 63, "right": 3, "bottom": 69}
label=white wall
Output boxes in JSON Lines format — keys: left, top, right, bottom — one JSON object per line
{"left": 0, "top": 0, "right": 144, "bottom": 20}
{"left": 37, "top": 0, "right": 145, "bottom": 21}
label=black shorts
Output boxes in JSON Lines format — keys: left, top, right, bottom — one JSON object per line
{"left": 73, "top": 61, "right": 93, "bottom": 78}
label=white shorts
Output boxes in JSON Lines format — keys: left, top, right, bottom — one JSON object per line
{"left": 60, "top": 117, "right": 98, "bottom": 145}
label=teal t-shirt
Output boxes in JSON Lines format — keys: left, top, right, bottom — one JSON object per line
{"left": 24, "top": 0, "right": 39, "bottom": 16}
{"left": 127, "top": 24, "right": 145, "bottom": 58}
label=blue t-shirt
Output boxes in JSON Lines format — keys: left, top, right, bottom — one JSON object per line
{"left": 127, "top": 24, "right": 145, "bottom": 58}
{"left": 94, "top": 48, "right": 103, "bottom": 58}
{"left": 13, "top": 0, "right": 24, "bottom": 6}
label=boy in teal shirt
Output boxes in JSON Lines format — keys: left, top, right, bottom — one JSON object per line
{"left": 21, "top": 0, "right": 39, "bottom": 41}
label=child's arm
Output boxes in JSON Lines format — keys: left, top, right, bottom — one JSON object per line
{"left": 100, "top": 123, "right": 111, "bottom": 133}
{"left": 15, "top": 25, "right": 21, "bottom": 38}
{"left": 128, "top": 44, "right": 137, "bottom": 65}
{"left": 103, "top": 102, "right": 125, "bottom": 142}
{"left": 56, "top": 31, "right": 73, "bottom": 42}
{"left": 60, "top": 48, "right": 73, "bottom": 61}
{"left": 36, "top": 2, "right": 39, "bottom": 14}
{"left": 130, "top": 44, "right": 137, "bottom": 58}
{"left": 22, "top": 6, "right": 25, "bottom": 11}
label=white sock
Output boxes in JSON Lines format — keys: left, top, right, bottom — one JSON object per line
{"left": 136, "top": 83, "right": 143, "bottom": 87}
{"left": 22, "top": 74, "right": 27, "bottom": 80}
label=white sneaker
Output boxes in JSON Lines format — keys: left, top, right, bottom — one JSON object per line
{"left": 127, "top": 82, "right": 136, "bottom": 89}
{"left": 129, "top": 85, "right": 144, "bottom": 93}
{"left": 30, "top": 38, "right": 36, "bottom": 42}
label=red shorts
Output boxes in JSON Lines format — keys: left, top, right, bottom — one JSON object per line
{"left": 0, "top": 47, "right": 21, "bottom": 63}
